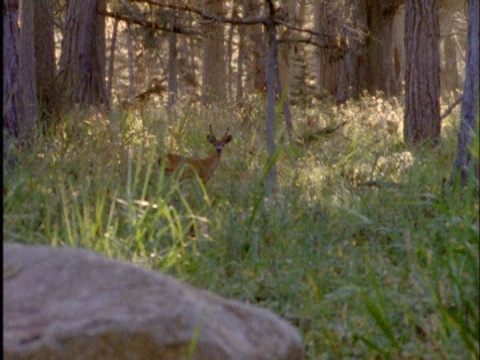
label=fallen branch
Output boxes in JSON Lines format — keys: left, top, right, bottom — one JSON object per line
{"left": 358, "top": 180, "right": 406, "bottom": 189}
{"left": 441, "top": 95, "right": 463, "bottom": 121}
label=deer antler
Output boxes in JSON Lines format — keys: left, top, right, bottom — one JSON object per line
{"left": 209, "top": 124, "right": 215, "bottom": 137}
{"left": 222, "top": 127, "right": 230, "bottom": 140}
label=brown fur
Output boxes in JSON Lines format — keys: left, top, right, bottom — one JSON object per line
{"left": 160, "top": 126, "right": 232, "bottom": 183}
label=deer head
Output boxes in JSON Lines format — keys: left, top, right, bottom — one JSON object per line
{"left": 207, "top": 125, "right": 232, "bottom": 154}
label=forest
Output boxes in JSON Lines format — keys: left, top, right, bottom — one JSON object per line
{"left": 3, "top": 0, "right": 479, "bottom": 358}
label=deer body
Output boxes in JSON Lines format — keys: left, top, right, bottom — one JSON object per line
{"left": 161, "top": 126, "right": 232, "bottom": 183}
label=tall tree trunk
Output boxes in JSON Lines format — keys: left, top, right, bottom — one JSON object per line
{"left": 107, "top": 17, "right": 119, "bottom": 101}
{"left": 439, "top": 0, "right": 463, "bottom": 95}
{"left": 278, "top": 0, "right": 305, "bottom": 101}
{"left": 34, "top": 0, "right": 56, "bottom": 122}
{"left": 336, "top": 0, "right": 368, "bottom": 103}
{"left": 245, "top": 0, "right": 266, "bottom": 93}
{"left": 201, "top": 0, "right": 226, "bottom": 104}
{"left": 57, "top": 0, "right": 107, "bottom": 109}
{"left": 3, "top": 0, "right": 22, "bottom": 139}
{"left": 18, "top": 0, "right": 38, "bottom": 137}
{"left": 404, "top": 0, "right": 441, "bottom": 146}
{"left": 265, "top": 1, "right": 277, "bottom": 195}
{"left": 3, "top": 0, "right": 38, "bottom": 142}
{"left": 314, "top": 1, "right": 343, "bottom": 97}
{"left": 451, "top": 0, "right": 479, "bottom": 184}
{"left": 96, "top": 0, "right": 106, "bottom": 102}
{"left": 442, "top": 33, "right": 460, "bottom": 93}
{"left": 366, "top": 1, "right": 403, "bottom": 96}
{"left": 126, "top": 22, "right": 135, "bottom": 104}
{"left": 167, "top": 15, "right": 178, "bottom": 112}
{"left": 392, "top": 5, "right": 405, "bottom": 94}
{"left": 226, "top": 5, "right": 238, "bottom": 103}
{"left": 236, "top": 19, "right": 245, "bottom": 104}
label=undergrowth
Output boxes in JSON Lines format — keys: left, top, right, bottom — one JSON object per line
{"left": 4, "top": 97, "right": 479, "bottom": 359}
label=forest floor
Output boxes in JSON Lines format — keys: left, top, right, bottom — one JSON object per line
{"left": 4, "top": 95, "right": 479, "bottom": 359}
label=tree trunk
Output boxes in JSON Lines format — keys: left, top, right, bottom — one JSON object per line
{"left": 336, "top": 0, "right": 368, "bottom": 103}
{"left": 126, "top": 22, "right": 135, "bottom": 104}
{"left": 366, "top": 1, "right": 403, "bottom": 96}
{"left": 3, "top": 0, "right": 38, "bottom": 142}
{"left": 439, "top": 0, "right": 464, "bottom": 95}
{"left": 167, "top": 16, "right": 178, "bottom": 111}
{"left": 451, "top": 0, "right": 479, "bottom": 184}
{"left": 265, "top": 1, "right": 277, "bottom": 195}
{"left": 201, "top": 0, "right": 226, "bottom": 104}
{"left": 236, "top": 18, "right": 245, "bottom": 104}
{"left": 57, "top": 0, "right": 107, "bottom": 109}
{"left": 392, "top": 6, "right": 405, "bottom": 93}
{"left": 107, "top": 17, "right": 119, "bottom": 101}
{"left": 314, "top": 1, "right": 340, "bottom": 97}
{"left": 3, "top": 0, "right": 22, "bottom": 139}
{"left": 18, "top": 0, "right": 38, "bottom": 137}
{"left": 96, "top": 0, "right": 106, "bottom": 99}
{"left": 34, "top": 0, "right": 56, "bottom": 122}
{"left": 442, "top": 33, "right": 460, "bottom": 93}
{"left": 226, "top": 5, "right": 238, "bottom": 103}
{"left": 245, "top": 0, "right": 266, "bottom": 93}
{"left": 278, "top": 0, "right": 306, "bottom": 102}
{"left": 404, "top": 0, "right": 441, "bottom": 146}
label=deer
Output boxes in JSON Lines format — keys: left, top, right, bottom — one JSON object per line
{"left": 159, "top": 125, "right": 232, "bottom": 183}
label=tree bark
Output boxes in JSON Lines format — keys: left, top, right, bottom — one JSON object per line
{"left": 3, "top": 0, "right": 21, "bottom": 138}
{"left": 3, "top": 0, "right": 37, "bottom": 142}
{"left": 451, "top": 0, "right": 479, "bottom": 184}
{"left": 314, "top": 1, "right": 342, "bottom": 97}
{"left": 336, "top": 0, "right": 368, "bottom": 103}
{"left": 404, "top": 0, "right": 441, "bottom": 146}
{"left": 201, "top": 0, "right": 226, "bottom": 104}
{"left": 245, "top": 0, "right": 266, "bottom": 93}
{"left": 439, "top": 0, "right": 464, "bottom": 94}
{"left": 236, "top": 15, "right": 245, "bottom": 104}
{"left": 366, "top": 1, "right": 403, "bottom": 96}
{"left": 126, "top": 22, "right": 135, "bottom": 104}
{"left": 34, "top": 0, "right": 56, "bottom": 121}
{"left": 265, "top": 1, "right": 277, "bottom": 195}
{"left": 57, "top": 0, "right": 108, "bottom": 109}
{"left": 442, "top": 33, "right": 460, "bottom": 93}
{"left": 107, "top": 17, "right": 119, "bottom": 101}
{"left": 18, "top": 0, "right": 38, "bottom": 135}
{"left": 167, "top": 15, "right": 178, "bottom": 111}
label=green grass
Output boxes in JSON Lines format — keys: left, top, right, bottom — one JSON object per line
{"left": 4, "top": 97, "right": 479, "bottom": 359}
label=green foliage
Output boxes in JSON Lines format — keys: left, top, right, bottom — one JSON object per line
{"left": 4, "top": 98, "right": 478, "bottom": 359}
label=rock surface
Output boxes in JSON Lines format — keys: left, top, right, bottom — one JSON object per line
{"left": 4, "top": 243, "right": 303, "bottom": 360}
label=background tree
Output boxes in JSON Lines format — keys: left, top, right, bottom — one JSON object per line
{"left": 3, "top": 0, "right": 37, "bottom": 142}
{"left": 57, "top": 0, "right": 108, "bottom": 108}
{"left": 314, "top": 1, "right": 342, "bottom": 97}
{"left": 365, "top": 0, "right": 404, "bottom": 96}
{"left": 245, "top": 0, "right": 267, "bottom": 94}
{"left": 4, "top": 0, "right": 22, "bottom": 139}
{"left": 265, "top": 0, "right": 278, "bottom": 194}
{"left": 404, "top": 0, "right": 441, "bottom": 146}
{"left": 201, "top": 0, "right": 226, "bottom": 104}
{"left": 18, "top": 0, "right": 38, "bottom": 137}
{"left": 34, "top": 0, "right": 56, "bottom": 123}
{"left": 451, "top": 0, "right": 479, "bottom": 184}
{"left": 439, "top": 0, "right": 465, "bottom": 94}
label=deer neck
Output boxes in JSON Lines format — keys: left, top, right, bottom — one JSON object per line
{"left": 206, "top": 149, "right": 222, "bottom": 171}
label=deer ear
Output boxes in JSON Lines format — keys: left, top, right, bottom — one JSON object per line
{"left": 224, "top": 135, "right": 233, "bottom": 143}
{"left": 207, "top": 134, "right": 216, "bottom": 143}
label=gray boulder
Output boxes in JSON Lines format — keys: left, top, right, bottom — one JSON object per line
{"left": 4, "top": 243, "right": 303, "bottom": 360}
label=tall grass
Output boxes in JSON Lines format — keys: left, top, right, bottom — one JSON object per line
{"left": 4, "top": 98, "right": 478, "bottom": 359}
